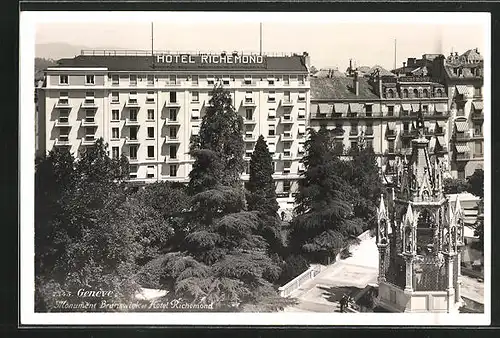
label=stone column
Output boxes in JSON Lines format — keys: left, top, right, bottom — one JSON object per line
{"left": 446, "top": 255, "right": 455, "bottom": 312}
{"left": 378, "top": 244, "right": 388, "bottom": 284}
{"left": 404, "top": 256, "right": 414, "bottom": 292}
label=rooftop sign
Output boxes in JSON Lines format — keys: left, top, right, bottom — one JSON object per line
{"left": 155, "top": 54, "right": 264, "bottom": 65}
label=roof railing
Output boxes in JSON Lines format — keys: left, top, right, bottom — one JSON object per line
{"left": 79, "top": 49, "right": 302, "bottom": 57}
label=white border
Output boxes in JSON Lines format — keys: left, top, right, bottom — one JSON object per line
{"left": 20, "top": 11, "right": 491, "bottom": 326}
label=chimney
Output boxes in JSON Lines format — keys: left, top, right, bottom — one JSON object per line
{"left": 476, "top": 47, "right": 479, "bottom": 53}
{"left": 302, "top": 51, "right": 310, "bottom": 70}
{"left": 354, "top": 71, "right": 360, "bottom": 96}
{"left": 403, "top": 61, "right": 406, "bottom": 68}
{"left": 349, "top": 59, "right": 353, "bottom": 74}
{"left": 378, "top": 76, "right": 383, "bottom": 99}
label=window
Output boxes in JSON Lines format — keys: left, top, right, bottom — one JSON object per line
{"left": 170, "top": 92, "right": 177, "bottom": 103}
{"left": 59, "top": 91, "right": 69, "bottom": 105}
{"left": 59, "top": 75, "right": 68, "bottom": 85}
{"left": 129, "top": 126, "right": 138, "bottom": 140}
{"left": 59, "top": 127, "right": 70, "bottom": 141}
{"left": 147, "top": 165, "right": 155, "bottom": 178}
{"left": 413, "top": 89, "right": 419, "bottom": 98}
{"left": 130, "top": 146, "right": 138, "bottom": 160}
{"left": 366, "top": 140, "right": 373, "bottom": 149}
{"left": 402, "top": 89, "right": 408, "bottom": 98}
{"left": 169, "top": 145, "right": 177, "bottom": 159}
{"left": 130, "top": 108, "right": 138, "bottom": 121}
{"left": 268, "top": 108, "right": 276, "bottom": 119}
{"left": 387, "top": 106, "right": 394, "bottom": 116}
{"left": 244, "top": 76, "right": 252, "bottom": 85}
{"left": 129, "top": 165, "right": 138, "bottom": 178}
{"left": 207, "top": 77, "right": 215, "bottom": 85}
{"left": 388, "top": 140, "right": 395, "bottom": 152}
{"left": 435, "top": 89, "right": 442, "bottom": 97}
{"left": 458, "top": 169, "right": 465, "bottom": 180}
{"left": 298, "top": 108, "right": 306, "bottom": 119}
{"left": 474, "top": 123, "right": 482, "bottom": 136}
{"left": 298, "top": 92, "right": 306, "bottom": 102}
{"left": 130, "top": 75, "right": 137, "bottom": 86}
{"left": 283, "top": 75, "right": 290, "bottom": 85}
{"left": 245, "top": 91, "right": 253, "bottom": 103}
{"left": 350, "top": 123, "right": 358, "bottom": 135}
{"left": 112, "top": 127, "right": 119, "bottom": 139}
{"left": 298, "top": 141, "right": 305, "bottom": 153}
{"left": 169, "top": 127, "right": 177, "bottom": 139}
{"left": 298, "top": 75, "right": 305, "bottom": 85}
{"left": 111, "top": 75, "right": 119, "bottom": 85}
{"left": 85, "top": 109, "right": 95, "bottom": 122}
{"left": 112, "top": 146, "right": 119, "bottom": 159}
{"left": 222, "top": 77, "right": 230, "bottom": 85}
{"left": 191, "top": 108, "right": 200, "bottom": 120}
{"left": 86, "top": 75, "right": 95, "bottom": 85}
{"left": 147, "top": 109, "right": 155, "bottom": 120}
{"left": 268, "top": 77, "right": 275, "bottom": 85}
{"left": 351, "top": 141, "right": 357, "bottom": 149}
{"left": 112, "top": 109, "right": 119, "bottom": 121}
{"left": 146, "top": 91, "right": 155, "bottom": 103}
{"left": 129, "top": 91, "right": 138, "bottom": 104}
{"left": 268, "top": 125, "right": 276, "bottom": 136}
{"left": 298, "top": 125, "right": 306, "bottom": 137}
{"left": 169, "top": 108, "right": 177, "bottom": 121}
{"left": 283, "top": 161, "right": 291, "bottom": 173}
{"left": 85, "top": 127, "right": 95, "bottom": 140}
{"left": 170, "top": 164, "right": 178, "bottom": 177}
{"left": 147, "top": 127, "right": 154, "bottom": 139}
{"left": 169, "top": 75, "right": 177, "bottom": 85}
{"left": 366, "top": 123, "right": 373, "bottom": 135}
{"left": 283, "top": 125, "right": 292, "bottom": 138}
{"left": 268, "top": 91, "right": 276, "bottom": 103}
{"left": 366, "top": 105, "right": 372, "bottom": 114}
{"left": 85, "top": 91, "right": 95, "bottom": 104}
{"left": 475, "top": 141, "right": 483, "bottom": 155}
{"left": 59, "top": 109, "right": 69, "bottom": 123}
{"left": 245, "top": 108, "right": 253, "bottom": 120}
{"left": 147, "top": 75, "right": 154, "bottom": 86}
{"left": 147, "top": 146, "right": 155, "bottom": 158}
{"left": 192, "top": 75, "right": 199, "bottom": 85}
{"left": 403, "top": 122, "right": 409, "bottom": 131}
{"left": 283, "top": 107, "right": 292, "bottom": 119}
{"left": 192, "top": 126, "right": 199, "bottom": 136}
{"left": 284, "top": 91, "right": 291, "bottom": 103}
{"left": 111, "top": 91, "right": 119, "bottom": 103}
{"left": 283, "top": 180, "right": 291, "bottom": 192}
{"left": 271, "top": 161, "right": 276, "bottom": 173}
{"left": 191, "top": 91, "right": 199, "bottom": 102}
{"left": 423, "top": 89, "right": 429, "bottom": 98}
{"left": 474, "top": 87, "right": 482, "bottom": 97}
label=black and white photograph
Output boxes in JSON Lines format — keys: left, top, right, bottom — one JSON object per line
{"left": 20, "top": 11, "right": 490, "bottom": 325}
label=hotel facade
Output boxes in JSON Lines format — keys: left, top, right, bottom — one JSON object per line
{"left": 36, "top": 50, "right": 311, "bottom": 201}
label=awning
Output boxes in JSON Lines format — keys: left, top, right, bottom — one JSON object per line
{"left": 436, "top": 121, "right": 446, "bottom": 127}
{"left": 401, "top": 104, "right": 411, "bottom": 111}
{"left": 334, "top": 103, "right": 348, "bottom": 114}
{"left": 318, "top": 103, "right": 332, "bottom": 114}
{"left": 298, "top": 125, "right": 306, "bottom": 134}
{"left": 437, "top": 136, "right": 446, "bottom": 146}
{"left": 349, "top": 103, "right": 363, "bottom": 113}
{"left": 455, "top": 121, "right": 469, "bottom": 132}
{"left": 311, "top": 103, "right": 319, "bottom": 114}
{"left": 387, "top": 122, "right": 397, "bottom": 130}
{"left": 191, "top": 109, "right": 200, "bottom": 118}
{"left": 455, "top": 143, "right": 470, "bottom": 153}
{"left": 456, "top": 85, "right": 470, "bottom": 95}
{"left": 473, "top": 101, "right": 484, "bottom": 110}
{"left": 411, "top": 104, "right": 420, "bottom": 112}
{"left": 371, "top": 104, "right": 381, "bottom": 113}
{"left": 435, "top": 103, "right": 447, "bottom": 112}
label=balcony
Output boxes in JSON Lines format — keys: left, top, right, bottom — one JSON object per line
{"left": 281, "top": 133, "right": 293, "bottom": 141}
{"left": 54, "top": 120, "right": 70, "bottom": 127}
{"left": 281, "top": 98, "right": 294, "bottom": 107}
{"left": 81, "top": 136, "right": 96, "bottom": 145}
{"left": 401, "top": 130, "right": 418, "bottom": 138}
{"left": 54, "top": 138, "right": 70, "bottom": 146}
{"left": 455, "top": 152, "right": 471, "bottom": 161}
{"left": 280, "top": 116, "right": 294, "bottom": 124}
{"left": 165, "top": 101, "right": 181, "bottom": 108}
{"left": 55, "top": 99, "right": 70, "bottom": 108}
{"left": 125, "top": 119, "right": 140, "bottom": 126}
{"left": 244, "top": 118, "right": 257, "bottom": 125}
{"left": 125, "top": 99, "right": 140, "bottom": 108}
{"left": 471, "top": 132, "right": 483, "bottom": 139}
{"left": 386, "top": 130, "right": 397, "bottom": 139}
{"left": 471, "top": 111, "right": 484, "bottom": 121}
{"left": 282, "top": 151, "right": 292, "bottom": 159}
{"left": 349, "top": 130, "right": 359, "bottom": 138}
{"left": 165, "top": 118, "right": 181, "bottom": 125}
{"left": 244, "top": 134, "right": 257, "bottom": 142}
{"left": 242, "top": 99, "right": 257, "bottom": 107}
{"left": 455, "top": 132, "right": 471, "bottom": 141}
{"left": 125, "top": 137, "right": 140, "bottom": 145}
{"left": 81, "top": 99, "right": 98, "bottom": 109}
{"left": 81, "top": 118, "right": 98, "bottom": 127}
{"left": 165, "top": 136, "right": 181, "bottom": 143}
{"left": 310, "top": 113, "right": 331, "bottom": 120}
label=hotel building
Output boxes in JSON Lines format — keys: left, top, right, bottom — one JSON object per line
{"left": 36, "top": 50, "right": 310, "bottom": 201}
{"left": 309, "top": 70, "right": 451, "bottom": 176}
{"left": 431, "top": 49, "right": 484, "bottom": 179}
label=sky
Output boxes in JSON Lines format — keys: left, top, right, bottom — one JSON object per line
{"left": 34, "top": 12, "right": 488, "bottom": 70}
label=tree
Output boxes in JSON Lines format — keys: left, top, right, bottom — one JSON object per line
{"left": 289, "top": 126, "right": 362, "bottom": 263}
{"left": 443, "top": 177, "right": 469, "bottom": 194}
{"left": 35, "top": 139, "right": 151, "bottom": 311}
{"left": 247, "top": 135, "right": 279, "bottom": 216}
{"left": 467, "top": 169, "right": 484, "bottom": 198}
{"left": 161, "top": 84, "right": 281, "bottom": 310}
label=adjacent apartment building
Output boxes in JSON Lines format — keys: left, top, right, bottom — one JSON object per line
{"left": 431, "top": 49, "right": 484, "bottom": 179}
{"left": 309, "top": 69, "right": 450, "bottom": 176}
{"left": 36, "top": 50, "right": 311, "bottom": 201}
